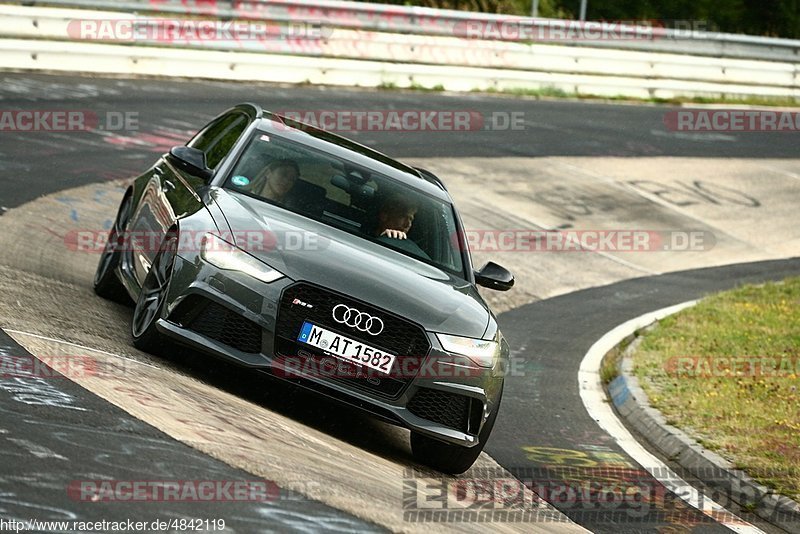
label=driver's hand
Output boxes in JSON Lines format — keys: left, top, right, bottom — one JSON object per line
{"left": 381, "top": 229, "right": 407, "bottom": 240}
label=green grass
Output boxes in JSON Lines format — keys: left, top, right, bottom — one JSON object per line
{"left": 469, "top": 86, "right": 800, "bottom": 107}
{"left": 474, "top": 85, "right": 574, "bottom": 99}
{"left": 601, "top": 330, "right": 642, "bottom": 385}
{"left": 661, "top": 94, "right": 800, "bottom": 107}
{"left": 377, "top": 81, "right": 445, "bottom": 92}
{"left": 632, "top": 278, "right": 800, "bottom": 500}
{"left": 324, "top": 79, "right": 800, "bottom": 107}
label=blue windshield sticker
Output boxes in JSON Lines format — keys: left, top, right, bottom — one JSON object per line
{"left": 231, "top": 175, "right": 250, "bottom": 187}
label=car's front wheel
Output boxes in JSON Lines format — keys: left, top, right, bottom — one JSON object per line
{"left": 131, "top": 232, "right": 177, "bottom": 353}
{"left": 93, "top": 194, "right": 132, "bottom": 304}
{"left": 410, "top": 387, "right": 503, "bottom": 475}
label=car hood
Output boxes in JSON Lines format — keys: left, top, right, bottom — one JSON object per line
{"left": 210, "top": 189, "right": 491, "bottom": 338}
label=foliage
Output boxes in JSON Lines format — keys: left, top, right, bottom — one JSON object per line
{"left": 354, "top": 0, "right": 799, "bottom": 38}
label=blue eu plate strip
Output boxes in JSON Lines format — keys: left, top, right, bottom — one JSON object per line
{"left": 298, "top": 321, "right": 313, "bottom": 342}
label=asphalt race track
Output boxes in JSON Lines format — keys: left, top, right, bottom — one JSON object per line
{"left": 493, "top": 257, "right": 800, "bottom": 533}
{"left": 0, "top": 73, "right": 798, "bottom": 533}
{"left": 0, "top": 329, "right": 383, "bottom": 532}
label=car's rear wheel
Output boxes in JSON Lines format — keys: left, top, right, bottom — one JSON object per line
{"left": 131, "top": 232, "right": 177, "bottom": 353}
{"left": 410, "top": 387, "right": 503, "bottom": 475}
{"left": 93, "top": 195, "right": 132, "bottom": 304}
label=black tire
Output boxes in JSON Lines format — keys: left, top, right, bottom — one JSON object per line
{"left": 131, "top": 232, "right": 178, "bottom": 354}
{"left": 93, "top": 195, "right": 132, "bottom": 304}
{"left": 410, "top": 387, "right": 504, "bottom": 475}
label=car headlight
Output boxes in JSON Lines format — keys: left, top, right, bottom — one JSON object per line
{"left": 200, "top": 233, "right": 284, "bottom": 284}
{"left": 436, "top": 333, "right": 499, "bottom": 368}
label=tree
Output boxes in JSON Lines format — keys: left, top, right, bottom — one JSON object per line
{"left": 353, "top": 0, "right": 800, "bottom": 37}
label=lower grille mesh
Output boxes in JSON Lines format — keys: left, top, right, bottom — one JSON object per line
{"left": 407, "top": 388, "right": 471, "bottom": 433}
{"left": 187, "top": 301, "right": 262, "bottom": 354}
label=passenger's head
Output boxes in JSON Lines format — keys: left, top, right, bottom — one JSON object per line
{"left": 261, "top": 159, "right": 299, "bottom": 200}
{"left": 377, "top": 192, "right": 418, "bottom": 234}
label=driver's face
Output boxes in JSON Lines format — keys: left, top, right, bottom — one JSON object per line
{"left": 383, "top": 208, "right": 416, "bottom": 233}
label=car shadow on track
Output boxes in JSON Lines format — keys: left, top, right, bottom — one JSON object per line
{"left": 105, "top": 301, "right": 423, "bottom": 469}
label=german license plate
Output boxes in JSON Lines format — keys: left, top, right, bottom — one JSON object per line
{"left": 297, "top": 321, "right": 396, "bottom": 374}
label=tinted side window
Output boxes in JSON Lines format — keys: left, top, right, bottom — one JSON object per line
{"left": 188, "top": 112, "right": 249, "bottom": 169}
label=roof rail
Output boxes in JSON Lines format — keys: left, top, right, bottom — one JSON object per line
{"left": 414, "top": 167, "right": 448, "bottom": 191}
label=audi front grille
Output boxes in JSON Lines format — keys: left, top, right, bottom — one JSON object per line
{"left": 274, "top": 282, "right": 431, "bottom": 398}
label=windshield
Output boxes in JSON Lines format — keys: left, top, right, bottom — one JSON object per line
{"left": 222, "top": 131, "right": 466, "bottom": 277}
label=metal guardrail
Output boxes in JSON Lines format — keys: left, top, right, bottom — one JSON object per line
{"left": 8, "top": 0, "right": 800, "bottom": 62}
{"left": 0, "top": 4, "right": 797, "bottom": 100}
{"left": 3, "top": 5, "right": 796, "bottom": 90}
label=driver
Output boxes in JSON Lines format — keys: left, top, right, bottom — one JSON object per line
{"left": 374, "top": 192, "right": 430, "bottom": 260}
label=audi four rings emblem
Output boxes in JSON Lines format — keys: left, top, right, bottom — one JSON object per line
{"left": 332, "top": 304, "right": 384, "bottom": 335}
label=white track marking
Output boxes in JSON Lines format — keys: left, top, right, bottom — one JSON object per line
{"left": 4, "top": 330, "right": 160, "bottom": 369}
{"left": 579, "top": 301, "right": 765, "bottom": 534}
{"left": 7, "top": 438, "right": 68, "bottom": 460}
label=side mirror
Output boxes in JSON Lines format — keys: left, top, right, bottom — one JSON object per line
{"left": 168, "top": 146, "right": 213, "bottom": 181}
{"left": 475, "top": 262, "right": 514, "bottom": 291}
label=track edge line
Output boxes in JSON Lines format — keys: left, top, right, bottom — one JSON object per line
{"left": 578, "top": 300, "right": 772, "bottom": 533}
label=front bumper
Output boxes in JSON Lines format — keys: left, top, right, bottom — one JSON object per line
{"left": 156, "top": 253, "right": 505, "bottom": 447}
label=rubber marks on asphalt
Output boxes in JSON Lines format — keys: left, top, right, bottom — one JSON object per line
{"left": 412, "top": 156, "right": 800, "bottom": 312}
{"left": 5, "top": 329, "right": 584, "bottom": 533}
